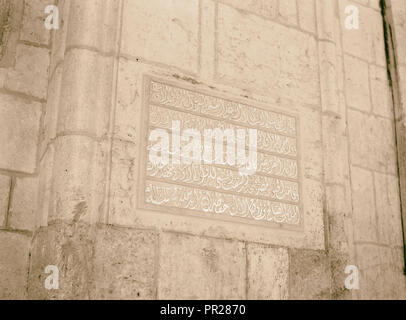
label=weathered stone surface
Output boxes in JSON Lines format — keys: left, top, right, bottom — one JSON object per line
{"left": 57, "top": 49, "right": 114, "bottom": 137}
{"left": 325, "top": 185, "right": 350, "bottom": 252}
{"left": 289, "top": 249, "right": 331, "bottom": 300}
{"left": 391, "top": 0, "right": 406, "bottom": 65}
{"left": 348, "top": 109, "right": 397, "bottom": 174}
{"left": 344, "top": 55, "right": 371, "bottom": 112}
{"left": 4, "top": 0, "right": 406, "bottom": 301}
{"left": 158, "top": 232, "right": 246, "bottom": 299}
{"left": 302, "top": 178, "right": 325, "bottom": 250}
{"left": 65, "top": 0, "right": 120, "bottom": 53}
{"left": 339, "top": 0, "right": 386, "bottom": 66}
{"left": 350, "top": 166, "right": 378, "bottom": 242}
{"left": 216, "top": 3, "right": 319, "bottom": 105}
{"left": 92, "top": 226, "right": 157, "bottom": 299}
{"left": 20, "top": 0, "right": 52, "bottom": 45}
{"left": 108, "top": 139, "right": 138, "bottom": 226}
{"left": 49, "top": 135, "right": 107, "bottom": 223}
{"left": 319, "top": 41, "right": 340, "bottom": 114}
{"left": 28, "top": 221, "right": 96, "bottom": 299}
{"left": 8, "top": 176, "right": 39, "bottom": 231}
{"left": 378, "top": 246, "right": 406, "bottom": 300}
{"left": 278, "top": 0, "right": 297, "bottom": 26}
{"left": 247, "top": 244, "right": 289, "bottom": 300}
{"left": 5, "top": 44, "right": 49, "bottom": 99}
{"left": 40, "top": 64, "right": 62, "bottom": 157}
{"left": 356, "top": 243, "right": 406, "bottom": 300}
{"left": 0, "top": 175, "right": 10, "bottom": 227}
{"left": 370, "top": 65, "right": 392, "bottom": 118}
{"left": 355, "top": 244, "right": 383, "bottom": 299}
{"left": 0, "top": 231, "right": 31, "bottom": 299}
{"left": 322, "top": 115, "right": 349, "bottom": 185}
{"left": 329, "top": 250, "right": 352, "bottom": 300}
{"left": 374, "top": 172, "right": 403, "bottom": 246}
{"left": 302, "top": 108, "right": 323, "bottom": 181}
{"left": 297, "top": 0, "right": 316, "bottom": 34}
{"left": 36, "top": 145, "right": 55, "bottom": 228}
{"left": 0, "top": 0, "right": 24, "bottom": 68}
{"left": 217, "top": 0, "right": 278, "bottom": 20}
{"left": 121, "top": 0, "right": 199, "bottom": 73}
{"left": 0, "top": 92, "right": 42, "bottom": 173}
{"left": 114, "top": 58, "right": 141, "bottom": 142}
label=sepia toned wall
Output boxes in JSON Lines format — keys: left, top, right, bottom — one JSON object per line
{"left": 0, "top": 0, "right": 405, "bottom": 299}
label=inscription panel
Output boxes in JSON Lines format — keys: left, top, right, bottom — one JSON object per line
{"left": 139, "top": 77, "right": 302, "bottom": 227}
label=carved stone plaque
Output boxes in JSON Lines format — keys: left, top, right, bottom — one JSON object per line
{"left": 139, "top": 76, "right": 302, "bottom": 227}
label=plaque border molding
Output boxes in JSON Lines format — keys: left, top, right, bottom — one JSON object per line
{"left": 137, "top": 74, "right": 304, "bottom": 232}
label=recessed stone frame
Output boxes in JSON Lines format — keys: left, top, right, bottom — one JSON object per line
{"left": 137, "top": 75, "right": 304, "bottom": 232}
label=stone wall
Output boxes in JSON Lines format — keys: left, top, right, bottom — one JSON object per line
{"left": 0, "top": 0, "right": 405, "bottom": 300}
{"left": 0, "top": 0, "right": 51, "bottom": 299}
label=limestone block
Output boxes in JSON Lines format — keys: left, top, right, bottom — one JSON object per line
{"left": 0, "top": 92, "right": 42, "bottom": 173}
{"left": 247, "top": 244, "right": 289, "bottom": 300}
{"left": 399, "top": 65, "right": 406, "bottom": 120}
{"left": 49, "top": 135, "right": 107, "bottom": 223}
{"left": 5, "top": 44, "right": 49, "bottom": 99}
{"left": 36, "top": 145, "right": 54, "bottom": 228}
{"left": 348, "top": 109, "right": 397, "bottom": 174}
{"left": 114, "top": 58, "right": 141, "bottom": 142}
{"left": 378, "top": 246, "right": 406, "bottom": 299}
{"left": 0, "top": 231, "right": 31, "bottom": 299}
{"left": 369, "top": 0, "right": 381, "bottom": 10}
{"left": 0, "top": 68, "right": 6, "bottom": 88}
{"left": 374, "top": 172, "right": 403, "bottom": 246}
{"left": 0, "top": 0, "right": 24, "bottom": 68}
{"left": 301, "top": 108, "right": 323, "bottom": 181}
{"left": 289, "top": 249, "right": 331, "bottom": 299}
{"left": 325, "top": 185, "right": 350, "bottom": 252}
{"left": 319, "top": 41, "right": 340, "bottom": 114}
{"left": 57, "top": 49, "right": 114, "bottom": 137}
{"left": 316, "top": 0, "right": 337, "bottom": 42}
{"left": 322, "top": 115, "right": 349, "bottom": 185}
{"left": 355, "top": 244, "right": 383, "bottom": 299}
{"left": 278, "top": 0, "right": 298, "bottom": 26}
{"left": 216, "top": 3, "right": 319, "bottom": 106}
{"left": 92, "top": 226, "right": 157, "bottom": 299}
{"left": 350, "top": 166, "right": 378, "bottom": 242}
{"left": 344, "top": 55, "right": 371, "bottom": 112}
{"left": 297, "top": 0, "right": 316, "bottom": 34}
{"left": 158, "top": 232, "right": 246, "bottom": 299}
{"left": 49, "top": 0, "right": 69, "bottom": 76}
{"left": 370, "top": 65, "right": 392, "bottom": 118}
{"left": 28, "top": 222, "right": 96, "bottom": 299}
{"left": 40, "top": 64, "right": 62, "bottom": 157}
{"left": 108, "top": 139, "right": 138, "bottom": 226}
{"left": 391, "top": 0, "right": 406, "bottom": 65}
{"left": 65, "top": 0, "right": 120, "bottom": 53}
{"left": 329, "top": 250, "right": 352, "bottom": 300}
{"left": 8, "top": 176, "right": 39, "bottom": 231}
{"left": 339, "top": 0, "right": 386, "bottom": 66}
{"left": 302, "top": 178, "right": 325, "bottom": 250}
{"left": 121, "top": 0, "right": 199, "bottom": 74}
{"left": 20, "top": 0, "right": 52, "bottom": 45}
{"left": 0, "top": 175, "right": 10, "bottom": 227}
